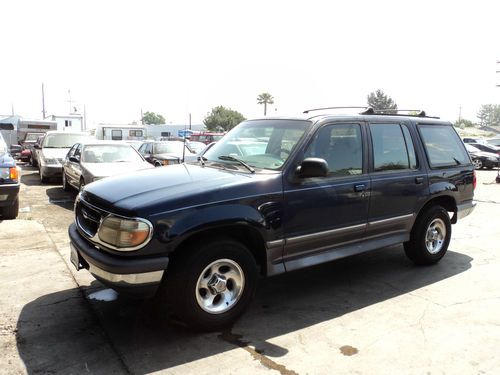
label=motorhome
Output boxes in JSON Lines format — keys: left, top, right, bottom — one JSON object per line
{"left": 94, "top": 124, "right": 146, "bottom": 141}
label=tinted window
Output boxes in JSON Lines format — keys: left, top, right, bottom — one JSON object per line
{"left": 371, "top": 124, "right": 413, "bottom": 172}
{"left": 43, "top": 133, "right": 88, "bottom": 148}
{"left": 305, "top": 123, "right": 363, "bottom": 176}
{"left": 419, "top": 125, "right": 470, "bottom": 168}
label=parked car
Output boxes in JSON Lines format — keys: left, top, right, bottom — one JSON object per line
{"left": 138, "top": 141, "right": 197, "bottom": 166}
{"left": 9, "top": 145, "right": 22, "bottom": 160}
{"left": 189, "top": 132, "right": 225, "bottom": 145}
{"left": 0, "top": 132, "right": 7, "bottom": 153}
{"left": 467, "top": 142, "right": 500, "bottom": 156}
{"left": 30, "top": 135, "right": 45, "bottom": 167}
{"left": 487, "top": 138, "right": 500, "bottom": 147}
{"left": 62, "top": 141, "right": 154, "bottom": 191}
{"left": 463, "top": 137, "right": 487, "bottom": 145}
{"left": 35, "top": 131, "right": 90, "bottom": 183}
{"left": 19, "top": 132, "right": 41, "bottom": 163}
{"left": 187, "top": 141, "right": 208, "bottom": 154}
{"left": 69, "top": 111, "right": 476, "bottom": 330}
{"left": 464, "top": 144, "right": 500, "bottom": 169}
{"left": 0, "top": 152, "right": 20, "bottom": 220}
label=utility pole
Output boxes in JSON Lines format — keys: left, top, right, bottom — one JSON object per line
{"left": 11, "top": 103, "right": 14, "bottom": 116}
{"left": 66, "top": 90, "right": 75, "bottom": 114}
{"left": 458, "top": 105, "right": 462, "bottom": 122}
{"left": 497, "top": 61, "right": 500, "bottom": 87}
{"left": 83, "top": 104, "right": 87, "bottom": 131}
{"left": 42, "top": 83, "right": 46, "bottom": 119}
{"left": 189, "top": 113, "right": 192, "bottom": 130}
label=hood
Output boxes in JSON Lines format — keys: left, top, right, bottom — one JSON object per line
{"left": 41, "top": 147, "right": 71, "bottom": 159}
{"left": 155, "top": 152, "right": 182, "bottom": 160}
{"left": 83, "top": 161, "right": 153, "bottom": 178}
{"left": 83, "top": 163, "right": 281, "bottom": 217}
{"left": 0, "top": 152, "right": 15, "bottom": 167}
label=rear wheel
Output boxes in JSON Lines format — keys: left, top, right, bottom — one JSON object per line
{"left": 404, "top": 206, "right": 451, "bottom": 265}
{"left": 472, "top": 158, "right": 483, "bottom": 170}
{"left": 1, "top": 198, "right": 19, "bottom": 220}
{"left": 161, "top": 237, "right": 258, "bottom": 331}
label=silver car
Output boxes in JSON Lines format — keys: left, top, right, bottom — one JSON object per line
{"left": 62, "top": 141, "right": 154, "bottom": 191}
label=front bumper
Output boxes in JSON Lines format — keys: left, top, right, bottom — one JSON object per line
{"left": 457, "top": 200, "right": 476, "bottom": 220}
{"left": 0, "top": 183, "right": 20, "bottom": 207}
{"left": 41, "top": 164, "right": 63, "bottom": 177}
{"left": 68, "top": 223, "right": 168, "bottom": 298}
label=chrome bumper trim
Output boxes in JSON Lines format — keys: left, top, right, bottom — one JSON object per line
{"left": 89, "top": 264, "right": 164, "bottom": 286}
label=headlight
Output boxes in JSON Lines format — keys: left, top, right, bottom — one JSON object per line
{"left": 97, "top": 216, "right": 152, "bottom": 250}
{"left": 0, "top": 167, "right": 18, "bottom": 182}
{"left": 44, "top": 157, "right": 59, "bottom": 165}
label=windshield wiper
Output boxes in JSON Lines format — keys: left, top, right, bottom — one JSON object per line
{"left": 218, "top": 155, "right": 255, "bottom": 173}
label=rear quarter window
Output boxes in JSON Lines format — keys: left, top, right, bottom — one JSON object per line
{"left": 418, "top": 125, "right": 470, "bottom": 168}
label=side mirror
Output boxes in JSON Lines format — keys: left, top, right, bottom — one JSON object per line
{"left": 69, "top": 156, "right": 80, "bottom": 163}
{"left": 34, "top": 144, "right": 41, "bottom": 149}
{"left": 297, "top": 158, "right": 329, "bottom": 178}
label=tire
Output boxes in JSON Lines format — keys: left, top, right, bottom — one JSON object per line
{"left": 32, "top": 157, "right": 38, "bottom": 167}
{"left": 404, "top": 206, "right": 451, "bottom": 265}
{"left": 39, "top": 168, "right": 49, "bottom": 183}
{"left": 472, "top": 158, "right": 483, "bottom": 170}
{"left": 62, "top": 171, "right": 71, "bottom": 191}
{"left": 161, "top": 237, "right": 258, "bottom": 331}
{"left": 1, "top": 198, "right": 19, "bottom": 220}
{"left": 154, "top": 161, "right": 162, "bottom": 167}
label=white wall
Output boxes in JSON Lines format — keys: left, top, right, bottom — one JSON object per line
{"left": 50, "top": 115, "right": 83, "bottom": 132}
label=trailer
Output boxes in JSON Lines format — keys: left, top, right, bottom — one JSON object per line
{"left": 94, "top": 124, "right": 146, "bottom": 141}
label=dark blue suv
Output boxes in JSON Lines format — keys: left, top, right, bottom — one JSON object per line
{"left": 69, "top": 111, "right": 475, "bottom": 330}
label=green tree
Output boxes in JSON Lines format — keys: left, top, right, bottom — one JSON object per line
{"left": 367, "top": 89, "right": 398, "bottom": 113}
{"left": 454, "top": 119, "right": 474, "bottom": 129}
{"left": 203, "top": 106, "right": 246, "bottom": 132}
{"left": 142, "top": 111, "right": 166, "bottom": 125}
{"left": 257, "top": 92, "right": 274, "bottom": 116}
{"left": 477, "top": 104, "right": 500, "bottom": 127}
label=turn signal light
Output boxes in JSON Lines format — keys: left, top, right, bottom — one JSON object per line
{"left": 9, "top": 167, "right": 19, "bottom": 181}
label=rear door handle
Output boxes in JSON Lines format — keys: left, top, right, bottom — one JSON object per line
{"left": 354, "top": 184, "right": 366, "bottom": 192}
{"left": 415, "top": 177, "right": 424, "bottom": 184}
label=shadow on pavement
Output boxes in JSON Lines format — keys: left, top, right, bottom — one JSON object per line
{"left": 16, "top": 247, "right": 473, "bottom": 374}
{"left": 45, "top": 187, "right": 77, "bottom": 210}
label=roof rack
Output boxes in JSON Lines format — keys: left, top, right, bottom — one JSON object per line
{"left": 303, "top": 106, "right": 368, "bottom": 114}
{"left": 303, "top": 106, "right": 440, "bottom": 119}
{"left": 361, "top": 108, "right": 440, "bottom": 119}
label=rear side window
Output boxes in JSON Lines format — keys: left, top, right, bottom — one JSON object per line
{"left": 418, "top": 125, "right": 470, "bottom": 168}
{"left": 370, "top": 123, "right": 417, "bottom": 172}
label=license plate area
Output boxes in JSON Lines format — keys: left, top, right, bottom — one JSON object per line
{"left": 70, "top": 243, "right": 82, "bottom": 271}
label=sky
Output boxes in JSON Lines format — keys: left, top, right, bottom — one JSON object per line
{"left": 1, "top": 0, "right": 499, "bottom": 128}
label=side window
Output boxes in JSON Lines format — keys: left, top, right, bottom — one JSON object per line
{"left": 418, "top": 125, "right": 470, "bottom": 168}
{"left": 74, "top": 144, "right": 82, "bottom": 158}
{"left": 370, "top": 124, "right": 415, "bottom": 172}
{"left": 304, "top": 123, "right": 363, "bottom": 176}
{"left": 111, "top": 130, "right": 122, "bottom": 140}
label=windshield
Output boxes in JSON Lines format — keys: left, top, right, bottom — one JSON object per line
{"left": 203, "top": 119, "right": 310, "bottom": 171}
{"left": 44, "top": 133, "right": 88, "bottom": 148}
{"left": 155, "top": 142, "right": 186, "bottom": 154}
{"left": 82, "top": 145, "right": 143, "bottom": 163}
{"left": 25, "top": 133, "right": 40, "bottom": 142}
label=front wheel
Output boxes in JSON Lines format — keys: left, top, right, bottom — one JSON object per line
{"left": 62, "top": 171, "right": 71, "bottom": 191}
{"left": 404, "top": 206, "right": 451, "bottom": 265}
{"left": 39, "top": 168, "right": 49, "bottom": 183}
{"left": 0, "top": 198, "right": 19, "bottom": 220}
{"left": 161, "top": 238, "right": 258, "bottom": 331}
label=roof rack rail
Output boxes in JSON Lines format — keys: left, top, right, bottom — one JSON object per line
{"left": 303, "top": 106, "right": 368, "bottom": 114}
{"left": 362, "top": 108, "right": 440, "bottom": 119}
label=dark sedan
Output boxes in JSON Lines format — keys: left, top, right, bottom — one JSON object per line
{"left": 0, "top": 152, "right": 20, "bottom": 219}
{"left": 138, "top": 141, "right": 197, "bottom": 167}
{"left": 465, "top": 144, "right": 500, "bottom": 169}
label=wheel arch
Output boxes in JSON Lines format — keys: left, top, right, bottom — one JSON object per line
{"left": 170, "top": 223, "right": 268, "bottom": 276}
{"left": 416, "top": 195, "right": 457, "bottom": 225}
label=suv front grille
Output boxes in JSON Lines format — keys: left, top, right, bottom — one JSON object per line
{"left": 76, "top": 199, "right": 103, "bottom": 238}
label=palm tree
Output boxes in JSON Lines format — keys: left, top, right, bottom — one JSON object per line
{"left": 257, "top": 92, "right": 274, "bottom": 116}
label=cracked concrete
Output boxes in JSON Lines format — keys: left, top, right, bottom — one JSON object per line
{"left": 1, "top": 165, "right": 500, "bottom": 374}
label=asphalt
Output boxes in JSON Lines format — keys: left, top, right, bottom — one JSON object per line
{"left": 1, "top": 164, "right": 499, "bottom": 374}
